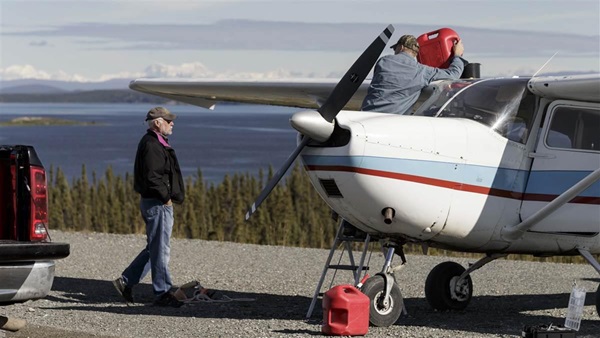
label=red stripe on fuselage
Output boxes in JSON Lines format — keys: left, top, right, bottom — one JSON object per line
{"left": 305, "top": 165, "right": 597, "bottom": 204}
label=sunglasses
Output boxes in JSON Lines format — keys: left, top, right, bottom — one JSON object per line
{"left": 160, "top": 118, "right": 173, "bottom": 124}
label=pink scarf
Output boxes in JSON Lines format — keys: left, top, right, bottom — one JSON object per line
{"left": 151, "top": 130, "right": 171, "bottom": 148}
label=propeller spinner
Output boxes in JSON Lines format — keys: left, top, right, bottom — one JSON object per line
{"left": 245, "top": 24, "right": 395, "bottom": 220}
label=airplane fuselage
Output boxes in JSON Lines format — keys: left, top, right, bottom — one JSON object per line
{"left": 300, "top": 78, "right": 600, "bottom": 256}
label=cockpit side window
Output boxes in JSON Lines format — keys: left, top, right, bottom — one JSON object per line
{"left": 547, "top": 106, "right": 599, "bottom": 151}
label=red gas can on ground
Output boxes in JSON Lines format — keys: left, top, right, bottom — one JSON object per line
{"left": 417, "top": 27, "right": 460, "bottom": 68}
{"left": 322, "top": 284, "right": 369, "bottom": 336}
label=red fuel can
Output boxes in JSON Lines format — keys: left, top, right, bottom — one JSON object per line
{"left": 322, "top": 284, "right": 369, "bottom": 336}
{"left": 417, "top": 27, "right": 460, "bottom": 68}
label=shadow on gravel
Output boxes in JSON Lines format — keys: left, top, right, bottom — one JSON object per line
{"left": 43, "top": 277, "right": 599, "bottom": 337}
{"left": 46, "top": 276, "right": 315, "bottom": 321}
{"left": 271, "top": 329, "right": 323, "bottom": 336}
{"left": 399, "top": 292, "right": 600, "bottom": 337}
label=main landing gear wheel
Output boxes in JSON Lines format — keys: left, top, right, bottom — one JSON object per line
{"left": 425, "top": 261, "right": 473, "bottom": 311}
{"left": 361, "top": 275, "right": 404, "bottom": 327}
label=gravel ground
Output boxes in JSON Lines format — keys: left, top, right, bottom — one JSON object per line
{"left": 2, "top": 230, "right": 599, "bottom": 338}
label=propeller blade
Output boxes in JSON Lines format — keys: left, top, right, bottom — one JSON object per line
{"left": 245, "top": 24, "right": 394, "bottom": 221}
{"left": 318, "top": 24, "right": 394, "bottom": 122}
{"left": 245, "top": 136, "right": 310, "bottom": 220}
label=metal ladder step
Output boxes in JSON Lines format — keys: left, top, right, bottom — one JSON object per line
{"left": 306, "top": 220, "right": 371, "bottom": 319}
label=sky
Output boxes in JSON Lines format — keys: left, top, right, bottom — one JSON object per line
{"left": 0, "top": 0, "right": 599, "bottom": 83}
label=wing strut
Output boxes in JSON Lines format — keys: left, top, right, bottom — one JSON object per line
{"left": 501, "top": 167, "right": 600, "bottom": 240}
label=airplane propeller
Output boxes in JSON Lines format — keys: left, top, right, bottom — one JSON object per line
{"left": 245, "top": 24, "right": 395, "bottom": 220}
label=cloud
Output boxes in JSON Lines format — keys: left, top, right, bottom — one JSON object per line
{"left": 74, "top": 39, "right": 114, "bottom": 45}
{"left": 4, "top": 20, "right": 598, "bottom": 57}
{"left": 1, "top": 65, "right": 52, "bottom": 80}
{"left": 0, "top": 62, "right": 327, "bottom": 82}
{"left": 29, "top": 40, "right": 49, "bottom": 47}
{"left": 1, "top": 64, "right": 93, "bottom": 82}
{"left": 2, "top": 60, "right": 597, "bottom": 84}
{"left": 121, "top": 1, "right": 216, "bottom": 11}
{"left": 140, "top": 62, "right": 320, "bottom": 80}
{"left": 143, "top": 62, "right": 211, "bottom": 78}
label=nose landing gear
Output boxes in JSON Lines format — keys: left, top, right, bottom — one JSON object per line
{"left": 359, "top": 242, "right": 406, "bottom": 327}
{"left": 361, "top": 274, "right": 403, "bottom": 327}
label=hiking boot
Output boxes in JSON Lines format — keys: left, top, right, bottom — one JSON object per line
{"left": 154, "top": 291, "right": 183, "bottom": 308}
{"left": 112, "top": 277, "right": 133, "bottom": 303}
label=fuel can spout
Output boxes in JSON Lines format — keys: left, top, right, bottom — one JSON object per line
{"left": 382, "top": 207, "right": 395, "bottom": 224}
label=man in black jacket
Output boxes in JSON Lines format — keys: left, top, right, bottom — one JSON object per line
{"left": 113, "top": 106, "right": 186, "bottom": 307}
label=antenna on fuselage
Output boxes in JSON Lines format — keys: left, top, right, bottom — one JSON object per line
{"left": 532, "top": 51, "right": 559, "bottom": 77}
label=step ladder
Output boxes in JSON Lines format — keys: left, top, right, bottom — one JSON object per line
{"left": 306, "top": 220, "right": 372, "bottom": 319}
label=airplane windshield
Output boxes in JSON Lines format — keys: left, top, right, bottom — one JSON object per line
{"left": 434, "top": 78, "right": 534, "bottom": 143}
{"left": 410, "top": 79, "right": 476, "bottom": 116}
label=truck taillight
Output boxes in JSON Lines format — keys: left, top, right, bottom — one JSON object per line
{"left": 30, "top": 166, "right": 48, "bottom": 241}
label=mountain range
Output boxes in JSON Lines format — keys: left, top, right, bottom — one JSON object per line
{"left": 0, "top": 78, "right": 170, "bottom": 104}
{"left": 0, "top": 70, "right": 594, "bottom": 98}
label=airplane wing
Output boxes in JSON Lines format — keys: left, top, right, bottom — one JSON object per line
{"left": 129, "top": 78, "right": 370, "bottom": 110}
{"left": 528, "top": 73, "right": 600, "bottom": 103}
{"left": 129, "top": 74, "right": 600, "bottom": 110}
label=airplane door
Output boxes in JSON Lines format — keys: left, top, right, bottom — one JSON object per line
{"left": 520, "top": 100, "right": 600, "bottom": 234}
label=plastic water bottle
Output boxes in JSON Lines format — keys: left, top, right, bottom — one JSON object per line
{"left": 564, "top": 284, "right": 586, "bottom": 331}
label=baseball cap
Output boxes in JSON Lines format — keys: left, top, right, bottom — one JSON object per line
{"left": 390, "top": 34, "right": 420, "bottom": 52}
{"left": 145, "top": 107, "right": 177, "bottom": 121}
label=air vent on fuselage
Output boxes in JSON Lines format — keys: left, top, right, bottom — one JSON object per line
{"left": 319, "top": 179, "right": 343, "bottom": 198}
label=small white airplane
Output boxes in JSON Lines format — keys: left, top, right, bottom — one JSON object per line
{"left": 130, "top": 24, "right": 600, "bottom": 327}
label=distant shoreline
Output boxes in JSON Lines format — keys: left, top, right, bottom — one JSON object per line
{"left": 0, "top": 116, "right": 102, "bottom": 126}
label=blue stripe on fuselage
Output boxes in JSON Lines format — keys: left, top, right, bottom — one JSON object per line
{"left": 301, "top": 155, "right": 599, "bottom": 198}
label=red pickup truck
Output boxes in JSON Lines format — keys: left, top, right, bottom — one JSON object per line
{"left": 0, "top": 145, "right": 70, "bottom": 305}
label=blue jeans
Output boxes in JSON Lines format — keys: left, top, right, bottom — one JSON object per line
{"left": 121, "top": 198, "right": 174, "bottom": 298}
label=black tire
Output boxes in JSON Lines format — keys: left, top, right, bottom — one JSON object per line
{"left": 596, "top": 284, "right": 600, "bottom": 317}
{"left": 361, "top": 275, "right": 404, "bottom": 327}
{"left": 425, "top": 261, "right": 473, "bottom": 311}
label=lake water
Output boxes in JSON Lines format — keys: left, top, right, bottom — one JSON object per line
{"left": 0, "top": 103, "right": 301, "bottom": 184}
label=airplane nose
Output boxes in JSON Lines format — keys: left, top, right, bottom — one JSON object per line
{"left": 301, "top": 112, "right": 452, "bottom": 239}
{"left": 299, "top": 111, "right": 366, "bottom": 168}
{"left": 290, "top": 110, "right": 334, "bottom": 142}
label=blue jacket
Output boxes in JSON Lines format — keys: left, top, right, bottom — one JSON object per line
{"left": 361, "top": 52, "right": 465, "bottom": 114}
